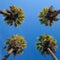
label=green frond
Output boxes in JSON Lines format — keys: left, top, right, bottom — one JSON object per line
{"left": 6, "top": 38, "right": 11, "bottom": 44}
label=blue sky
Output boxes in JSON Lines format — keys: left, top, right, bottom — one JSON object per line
{"left": 0, "top": 0, "right": 60, "bottom": 60}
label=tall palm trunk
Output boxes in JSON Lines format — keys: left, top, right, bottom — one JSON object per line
{"left": 47, "top": 48, "right": 58, "bottom": 60}
{"left": 0, "top": 10, "right": 10, "bottom": 16}
{"left": 2, "top": 48, "right": 13, "bottom": 60}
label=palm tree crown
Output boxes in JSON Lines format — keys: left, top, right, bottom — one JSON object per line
{"left": 5, "top": 34, "right": 26, "bottom": 56}
{"left": 36, "top": 34, "right": 57, "bottom": 55}
{"left": 39, "top": 6, "right": 60, "bottom": 26}
{"left": 0, "top": 6, "right": 24, "bottom": 27}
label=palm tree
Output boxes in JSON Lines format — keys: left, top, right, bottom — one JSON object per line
{"left": 39, "top": 6, "right": 60, "bottom": 26}
{"left": 36, "top": 34, "right": 58, "bottom": 60}
{"left": 0, "top": 6, "right": 24, "bottom": 27}
{"left": 2, "top": 34, "right": 26, "bottom": 60}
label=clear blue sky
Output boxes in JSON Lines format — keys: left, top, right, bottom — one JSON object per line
{"left": 0, "top": 0, "right": 60, "bottom": 60}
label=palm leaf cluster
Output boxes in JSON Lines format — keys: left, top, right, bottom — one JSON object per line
{"left": 5, "top": 34, "right": 26, "bottom": 56}
{"left": 36, "top": 34, "right": 57, "bottom": 55}
{"left": 39, "top": 6, "right": 60, "bottom": 26}
{"left": 3, "top": 6, "right": 24, "bottom": 27}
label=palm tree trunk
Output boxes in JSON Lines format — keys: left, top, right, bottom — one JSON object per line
{"left": 2, "top": 48, "right": 13, "bottom": 60}
{"left": 51, "top": 10, "right": 60, "bottom": 17}
{"left": 0, "top": 10, "right": 10, "bottom": 16}
{"left": 47, "top": 48, "right": 58, "bottom": 60}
